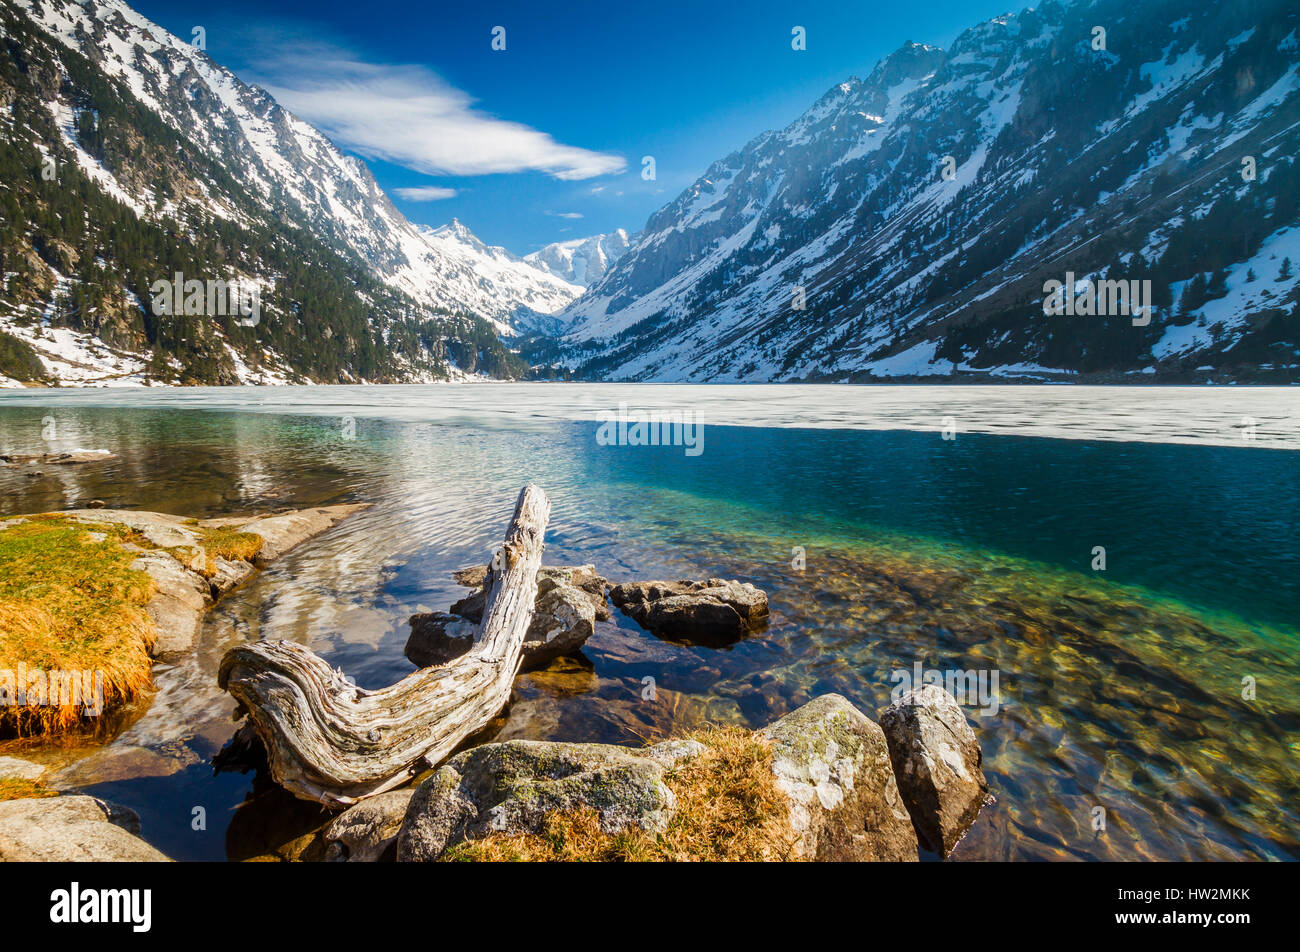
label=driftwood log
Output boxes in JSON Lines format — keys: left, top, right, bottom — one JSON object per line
{"left": 218, "top": 484, "right": 551, "bottom": 807}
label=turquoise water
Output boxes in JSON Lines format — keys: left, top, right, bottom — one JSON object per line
{"left": 0, "top": 387, "right": 1296, "bottom": 861}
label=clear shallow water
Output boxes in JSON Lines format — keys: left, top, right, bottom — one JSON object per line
{"left": 0, "top": 385, "right": 1296, "bottom": 861}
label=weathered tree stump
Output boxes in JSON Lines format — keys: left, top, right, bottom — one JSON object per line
{"left": 218, "top": 485, "right": 551, "bottom": 807}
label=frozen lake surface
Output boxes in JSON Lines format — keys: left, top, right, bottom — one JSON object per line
{"left": 0, "top": 383, "right": 1296, "bottom": 449}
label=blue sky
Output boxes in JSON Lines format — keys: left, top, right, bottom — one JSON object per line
{"left": 132, "top": 0, "right": 1023, "bottom": 256}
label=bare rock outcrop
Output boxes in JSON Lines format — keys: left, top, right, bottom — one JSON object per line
{"left": 878, "top": 685, "right": 991, "bottom": 857}
{"left": 609, "top": 578, "right": 769, "bottom": 645}
{"left": 54, "top": 504, "right": 368, "bottom": 657}
{"left": 0, "top": 795, "right": 170, "bottom": 862}
{"left": 760, "top": 693, "right": 918, "bottom": 861}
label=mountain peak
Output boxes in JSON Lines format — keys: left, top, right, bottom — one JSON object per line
{"left": 525, "top": 230, "right": 635, "bottom": 288}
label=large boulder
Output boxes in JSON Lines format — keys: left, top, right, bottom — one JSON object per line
{"left": 609, "top": 578, "right": 769, "bottom": 646}
{"left": 450, "top": 564, "right": 610, "bottom": 624}
{"left": 878, "top": 686, "right": 990, "bottom": 857}
{"left": 396, "top": 739, "right": 695, "bottom": 861}
{"left": 0, "top": 795, "right": 170, "bottom": 861}
{"left": 760, "top": 694, "right": 918, "bottom": 861}
{"left": 523, "top": 572, "right": 604, "bottom": 666}
{"left": 407, "top": 564, "right": 610, "bottom": 671}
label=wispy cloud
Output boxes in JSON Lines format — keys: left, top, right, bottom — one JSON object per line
{"left": 546, "top": 211, "right": 584, "bottom": 219}
{"left": 256, "top": 42, "right": 625, "bottom": 181}
{"left": 393, "top": 185, "right": 458, "bottom": 201}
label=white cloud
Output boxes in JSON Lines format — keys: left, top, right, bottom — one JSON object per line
{"left": 393, "top": 186, "right": 458, "bottom": 201}
{"left": 258, "top": 46, "right": 625, "bottom": 180}
{"left": 547, "top": 211, "right": 584, "bottom": 219}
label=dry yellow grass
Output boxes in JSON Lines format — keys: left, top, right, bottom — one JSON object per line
{"left": 442, "top": 726, "right": 798, "bottom": 862}
{"left": 0, "top": 778, "right": 57, "bottom": 801}
{"left": 0, "top": 517, "right": 157, "bottom": 737}
{"left": 197, "top": 526, "right": 264, "bottom": 563}
{"left": 172, "top": 526, "right": 264, "bottom": 578}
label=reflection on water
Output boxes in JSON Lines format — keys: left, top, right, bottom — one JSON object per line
{"left": 0, "top": 394, "right": 1296, "bottom": 861}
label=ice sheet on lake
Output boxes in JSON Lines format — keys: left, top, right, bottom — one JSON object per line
{"left": 1, "top": 384, "right": 1296, "bottom": 451}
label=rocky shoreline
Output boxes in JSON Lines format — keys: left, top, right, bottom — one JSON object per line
{"left": 0, "top": 500, "right": 372, "bottom": 851}
{"left": 244, "top": 687, "right": 989, "bottom": 864}
{"left": 0, "top": 495, "right": 995, "bottom": 862}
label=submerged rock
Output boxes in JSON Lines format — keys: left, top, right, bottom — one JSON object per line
{"left": 609, "top": 578, "right": 769, "bottom": 646}
{"left": 0, "top": 450, "right": 118, "bottom": 465}
{"left": 0, "top": 795, "right": 170, "bottom": 861}
{"left": 47, "top": 743, "right": 198, "bottom": 788}
{"left": 878, "top": 685, "right": 990, "bottom": 857}
{"left": 760, "top": 694, "right": 918, "bottom": 861}
{"left": 231, "top": 506, "right": 371, "bottom": 566}
{"left": 405, "top": 612, "right": 477, "bottom": 667}
{"left": 407, "top": 564, "right": 610, "bottom": 671}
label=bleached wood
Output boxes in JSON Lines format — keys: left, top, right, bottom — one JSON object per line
{"left": 218, "top": 485, "right": 550, "bottom": 807}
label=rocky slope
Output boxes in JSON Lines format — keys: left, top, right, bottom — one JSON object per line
{"left": 556, "top": 0, "right": 1300, "bottom": 382}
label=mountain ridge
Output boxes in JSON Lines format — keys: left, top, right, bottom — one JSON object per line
{"left": 552, "top": 0, "right": 1300, "bottom": 383}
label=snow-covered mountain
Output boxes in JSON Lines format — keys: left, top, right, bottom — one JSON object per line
{"left": 558, "top": 0, "right": 1300, "bottom": 382}
{"left": 526, "top": 230, "right": 634, "bottom": 288}
{"left": 1, "top": 0, "right": 579, "bottom": 386}
{"left": 23, "top": 0, "right": 579, "bottom": 332}
{"left": 403, "top": 220, "right": 582, "bottom": 335}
